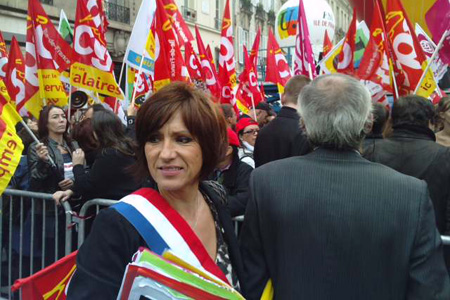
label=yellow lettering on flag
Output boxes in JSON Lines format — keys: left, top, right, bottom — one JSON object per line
{"left": 153, "top": 79, "right": 171, "bottom": 92}
{"left": 70, "top": 62, "right": 124, "bottom": 99}
{"left": 318, "top": 39, "right": 344, "bottom": 74}
{"left": 38, "top": 69, "right": 69, "bottom": 107}
{"left": 0, "top": 80, "right": 16, "bottom": 109}
{"left": 42, "top": 265, "right": 76, "bottom": 300}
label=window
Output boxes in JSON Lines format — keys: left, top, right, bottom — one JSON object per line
{"left": 40, "top": 0, "right": 53, "bottom": 5}
{"left": 238, "top": 27, "right": 249, "bottom": 64}
{"left": 105, "top": 0, "right": 130, "bottom": 24}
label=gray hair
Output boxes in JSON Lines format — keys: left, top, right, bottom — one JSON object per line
{"left": 297, "top": 74, "right": 372, "bottom": 150}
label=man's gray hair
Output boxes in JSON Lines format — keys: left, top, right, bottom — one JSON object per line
{"left": 297, "top": 74, "right": 372, "bottom": 150}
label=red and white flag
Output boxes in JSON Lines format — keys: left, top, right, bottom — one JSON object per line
{"left": 162, "top": 0, "right": 194, "bottom": 47}
{"left": 5, "top": 37, "right": 25, "bottom": 109}
{"left": 195, "top": 25, "right": 221, "bottom": 100}
{"left": 239, "top": 45, "right": 263, "bottom": 107}
{"left": 336, "top": 8, "right": 357, "bottom": 74}
{"left": 293, "top": 0, "right": 317, "bottom": 79}
{"left": 152, "top": 0, "right": 190, "bottom": 91}
{"left": 322, "top": 30, "right": 333, "bottom": 57}
{"left": 266, "top": 28, "right": 292, "bottom": 95}
{"left": 0, "top": 31, "right": 8, "bottom": 81}
{"left": 218, "top": 0, "right": 237, "bottom": 105}
{"left": 184, "top": 41, "right": 203, "bottom": 81}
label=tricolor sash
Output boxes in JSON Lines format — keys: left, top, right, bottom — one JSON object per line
{"left": 111, "top": 188, "right": 229, "bottom": 284}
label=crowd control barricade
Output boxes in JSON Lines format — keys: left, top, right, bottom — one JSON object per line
{"left": 74, "top": 199, "right": 118, "bottom": 248}
{"left": 442, "top": 236, "right": 450, "bottom": 246}
{"left": 0, "top": 189, "right": 73, "bottom": 299}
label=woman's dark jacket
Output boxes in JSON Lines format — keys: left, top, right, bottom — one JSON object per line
{"left": 27, "top": 139, "right": 71, "bottom": 193}
{"left": 67, "top": 182, "right": 245, "bottom": 299}
{"left": 72, "top": 147, "right": 140, "bottom": 201}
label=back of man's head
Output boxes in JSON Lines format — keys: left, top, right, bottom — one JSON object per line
{"left": 391, "top": 95, "right": 435, "bottom": 128}
{"left": 298, "top": 74, "right": 372, "bottom": 150}
{"left": 282, "top": 75, "right": 311, "bottom": 106}
{"left": 371, "top": 103, "right": 389, "bottom": 135}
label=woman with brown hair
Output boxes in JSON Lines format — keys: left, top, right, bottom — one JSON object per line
{"left": 66, "top": 82, "right": 244, "bottom": 298}
{"left": 435, "top": 96, "right": 450, "bottom": 147}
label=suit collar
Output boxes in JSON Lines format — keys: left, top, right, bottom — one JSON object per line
{"left": 307, "top": 147, "right": 363, "bottom": 160}
{"left": 277, "top": 106, "right": 300, "bottom": 120}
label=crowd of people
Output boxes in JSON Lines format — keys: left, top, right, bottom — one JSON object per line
{"left": 6, "top": 74, "right": 450, "bottom": 298}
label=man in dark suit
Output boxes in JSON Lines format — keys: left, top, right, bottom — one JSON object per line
{"left": 253, "top": 75, "right": 311, "bottom": 168}
{"left": 363, "top": 95, "right": 450, "bottom": 268}
{"left": 240, "top": 74, "right": 450, "bottom": 299}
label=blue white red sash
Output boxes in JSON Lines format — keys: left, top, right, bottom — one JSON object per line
{"left": 111, "top": 188, "right": 229, "bottom": 284}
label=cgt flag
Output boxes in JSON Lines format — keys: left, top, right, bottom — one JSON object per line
{"left": 218, "top": 0, "right": 237, "bottom": 105}
{"left": 336, "top": 8, "right": 357, "bottom": 74}
{"left": 385, "top": 0, "right": 437, "bottom": 98}
{"left": 0, "top": 31, "right": 8, "bottom": 81}
{"left": 266, "top": 28, "right": 292, "bottom": 95}
{"left": 72, "top": 0, "right": 124, "bottom": 100}
{"left": 5, "top": 37, "right": 25, "bottom": 109}
{"left": 185, "top": 41, "right": 203, "bottom": 81}
{"left": 12, "top": 250, "right": 77, "bottom": 300}
{"left": 162, "top": 0, "right": 195, "bottom": 47}
{"left": 322, "top": 30, "right": 333, "bottom": 57}
{"left": 0, "top": 87, "right": 23, "bottom": 195}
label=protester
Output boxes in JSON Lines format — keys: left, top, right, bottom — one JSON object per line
{"left": 53, "top": 110, "right": 140, "bottom": 203}
{"left": 362, "top": 103, "right": 389, "bottom": 160}
{"left": 67, "top": 82, "right": 245, "bottom": 298}
{"left": 249, "top": 102, "right": 275, "bottom": 127}
{"left": 27, "top": 105, "right": 77, "bottom": 264}
{"left": 211, "top": 128, "right": 253, "bottom": 217}
{"left": 81, "top": 103, "right": 105, "bottom": 120}
{"left": 221, "top": 103, "right": 237, "bottom": 130}
{"left": 240, "top": 74, "right": 450, "bottom": 299}
{"left": 236, "top": 117, "right": 259, "bottom": 168}
{"left": 71, "top": 118, "right": 99, "bottom": 168}
{"left": 435, "top": 96, "right": 450, "bottom": 147}
{"left": 254, "top": 75, "right": 311, "bottom": 167}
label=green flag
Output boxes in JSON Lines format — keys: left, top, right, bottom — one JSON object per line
{"left": 58, "top": 9, "right": 73, "bottom": 45}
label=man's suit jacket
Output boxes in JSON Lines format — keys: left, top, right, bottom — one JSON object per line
{"left": 253, "top": 106, "right": 310, "bottom": 168}
{"left": 240, "top": 148, "right": 450, "bottom": 299}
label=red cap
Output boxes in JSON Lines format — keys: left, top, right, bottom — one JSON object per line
{"left": 227, "top": 128, "right": 240, "bottom": 147}
{"left": 236, "top": 117, "right": 258, "bottom": 134}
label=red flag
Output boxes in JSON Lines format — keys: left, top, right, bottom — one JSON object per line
{"left": 23, "top": 0, "right": 74, "bottom": 118}
{"left": 266, "top": 28, "right": 292, "bottom": 94}
{"left": 12, "top": 251, "right": 77, "bottom": 300}
{"left": 337, "top": 8, "right": 357, "bottom": 74}
{"left": 162, "top": 0, "right": 195, "bottom": 47}
{"left": 185, "top": 41, "right": 203, "bottom": 81}
{"left": 195, "top": 25, "right": 221, "bottom": 100}
{"left": 218, "top": 0, "right": 237, "bottom": 105}
{"left": 5, "top": 37, "right": 25, "bottom": 108}
{"left": 72, "top": 0, "right": 124, "bottom": 100}
{"left": 357, "top": 0, "right": 391, "bottom": 92}
{"left": 249, "top": 28, "right": 261, "bottom": 71}
{"left": 322, "top": 30, "right": 333, "bottom": 57}
{"left": 240, "top": 45, "right": 263, "bottom": 107}
{"left": 153, "top": 0, "right": 190, "bottom": 91}
{"left": 293, "top": 0, "right": 317, "bottom": 79}
{"left": 0, "top": 31, "right": 8, "bottom": 81}
{"left": 385, "top": 0, "right": 437, "bottom": 97}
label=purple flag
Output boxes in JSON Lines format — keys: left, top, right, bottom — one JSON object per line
{"left": 425, "top": 0, "right": 450, "bottom": 64}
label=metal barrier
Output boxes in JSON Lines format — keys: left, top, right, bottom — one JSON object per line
{"left": 0, "top": 189, "right": 73, "bottom": 299}
{"left": 74, "top": 199, "right": 118, "bottom": 248}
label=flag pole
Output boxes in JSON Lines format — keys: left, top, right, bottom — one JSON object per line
{"left": 20, "top": 120, "right": 56, "bottom": 167}
{"left": 114, "top": 61, "right": 127, "bottom": 113}
{"left": 413, "top": 29, "right": 449, "bottom": 94}
{"left": 250, "top": 94, "right": 257, "bottom": 121}
{"left": 130, "top": 52, "right": 147, "bottom": 108}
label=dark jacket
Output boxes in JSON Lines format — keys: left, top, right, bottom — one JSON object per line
{"left": 212, "top": 154, "right": 253, "bottom": 217}
{"left": 72, "top": 147, "right": 140, "bottom": 201}
{"left": 362, "top": 133, "right": 384, "bottom": 160}
{"left": 254, "top": 106, "right": 310, "bottom": 168}
{"left": 363, "top": 125, "right": 450, "bottom": 234}
{"left": 28, "top": 139, "right": 72, "bottom": 193}
{"left": 240, "top": 148, "right": 450, "bottom": 299}
{"left": 67, "top": 182, "right": 245, "bottom": 299}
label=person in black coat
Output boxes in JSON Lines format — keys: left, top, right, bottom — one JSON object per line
{"left": 211, "top": 128, "right": 253, "bottom": 217}
{"left": 254, "top": 75, "right": 311, "bottom": 168}
{"left": 241, "top": 74, "right": 450, "bottom": 299}
{"left": 53, "top": 110, "right": 141, "bottom": 203}
{"left": 362, "top": 102, "right": 389, "bottom": 160}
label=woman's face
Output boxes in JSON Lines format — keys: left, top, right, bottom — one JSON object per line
{"left": 144, "top": 111, "right": 203, "bottom": 193}
{"left": 47, "top": 107, "right": 67, "bottom": 135}
{"left": 27, "top": 119, "right": 38, "bottom": 133}
{"left": 241, "top": 124, "right": 259, "bottom": 146}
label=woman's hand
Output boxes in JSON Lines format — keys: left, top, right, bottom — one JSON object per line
{"left": 72, "top": 148, "right": 85, "bottom": 166}
{"left": 35, "top": 143, "right": 49, "bottom": 162}
{"left": 58, "top": 178, "right": 74, "bottom": 190}
{"left": 53, "top": 189, "right": 74, "bottom": 205}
